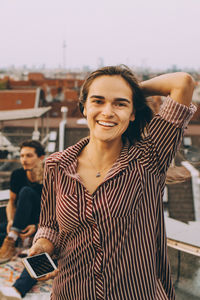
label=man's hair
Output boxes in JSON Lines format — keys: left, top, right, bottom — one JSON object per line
{"left": 79, "top": 65, "right": 153, "bottom": 145}
{"left": 20, "top": 140, "right": 45, "bottom": 157}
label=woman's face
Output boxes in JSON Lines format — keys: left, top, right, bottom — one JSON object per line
{"left": 84, "top": 75, "right": 135, "bottom": 143}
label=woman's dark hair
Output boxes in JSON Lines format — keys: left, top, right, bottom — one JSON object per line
{"left": 79, "top": 65, "right": 153, "bottom": 145}
{"left": 20, "top": 140, "right": 45, "bottom": 157}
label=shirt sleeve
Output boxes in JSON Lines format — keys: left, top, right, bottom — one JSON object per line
{"left": 148, "top": 96, "right": 196, "bottom": 174}
{"left": 10, "top": 169, "right": 20, "bottom": 194}
{"left": 33, "top": 156, "right": 60, "bottom": 253}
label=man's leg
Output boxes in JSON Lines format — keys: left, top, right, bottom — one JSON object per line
{"left": 0, "top": 268, "right": 38, "bottom": 299}
{"left": 0, "top": 187, "right": 41, "bottom": 263}
{"left": 11, "top": 186, "right": 41, "bottom": 232}
{"left": 13, "top": 267, "right": 37, "bottom": 298}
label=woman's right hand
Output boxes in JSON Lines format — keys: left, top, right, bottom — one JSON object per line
{"left": 29, "top": 238, "right": 55, "bottom": 256}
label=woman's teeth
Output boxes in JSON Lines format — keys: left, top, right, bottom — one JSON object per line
{"left": 97, "top": 121, "right": 115, "bottom": 127}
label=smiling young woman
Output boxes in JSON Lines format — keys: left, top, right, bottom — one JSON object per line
{"left": 83, "top": 75, "right": 135, "bottom": 143}
{"left": 31, "top": 65, "right": 196, "bottom": 300}
{"left": 77, "top": 75, "right": 137, "bottom": 191}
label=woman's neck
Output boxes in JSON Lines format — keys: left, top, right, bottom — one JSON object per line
{"left": 85, "top": 138, "right": 123, "bottom": 169}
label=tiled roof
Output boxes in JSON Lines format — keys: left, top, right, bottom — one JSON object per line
{"left": 0, "top": 89, "right": 37, "bottom": 110}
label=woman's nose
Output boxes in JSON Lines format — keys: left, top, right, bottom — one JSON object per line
{"left": 102, "top": 103, "right": 114, "bottom": 117}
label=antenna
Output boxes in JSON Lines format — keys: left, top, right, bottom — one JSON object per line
{"left": 62, "top": 40, "right": 67, "bottom": 70}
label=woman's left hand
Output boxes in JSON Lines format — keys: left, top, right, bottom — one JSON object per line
{"left": 37, "top": 268, "right": 59, "bottom": 281}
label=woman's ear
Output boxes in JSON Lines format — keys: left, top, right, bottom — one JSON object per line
{"left": 130, "top": 113, "right": 135, "bottom": 122}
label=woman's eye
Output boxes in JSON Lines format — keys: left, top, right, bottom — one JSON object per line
{"left": 93, "top": 100, "right": 103, "bottom": 104}
{"left": 115, "top": 102, "right": 126, "bottom": 107}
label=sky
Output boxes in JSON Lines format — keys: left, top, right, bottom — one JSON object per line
{"left": 1, "top": 0, "right": 200, "bottom": 71}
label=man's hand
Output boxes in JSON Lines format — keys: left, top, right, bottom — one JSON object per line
{"left": 20, "top": 224, "right": 37, "bottom": 240}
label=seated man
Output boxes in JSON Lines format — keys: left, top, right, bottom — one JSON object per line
{"left": 0, "top": 139, "right": 45, "bottom": 263}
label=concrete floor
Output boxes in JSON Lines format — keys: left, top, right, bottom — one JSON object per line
{"left": 168, "top": 248, "right": 200, "bottom": 300}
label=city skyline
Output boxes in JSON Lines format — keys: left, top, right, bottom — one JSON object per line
{"left": 1, "top": 0, "right": 200, "bottom": 71}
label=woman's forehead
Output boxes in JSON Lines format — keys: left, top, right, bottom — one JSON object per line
{"left": 88, "top": 75, "right": 133, "bottom": 97}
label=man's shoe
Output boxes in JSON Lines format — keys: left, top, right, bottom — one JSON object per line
{"left": 0, "top": 236, "right": 16, "bottom": 264}
{"left": 0, "top": 286, "right": 22, "bottom": 299}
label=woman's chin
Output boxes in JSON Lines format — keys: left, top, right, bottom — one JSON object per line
{"left": 91, "top": 134, "right": 122, "bottom": 145}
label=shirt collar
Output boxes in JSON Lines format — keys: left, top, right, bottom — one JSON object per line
{"left": 58, "top": 137, "right": 142, "bottom": 179}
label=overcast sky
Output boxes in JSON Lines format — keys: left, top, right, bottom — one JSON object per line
{"left": 1, "top": 0, "right": 199, "bottom": 70}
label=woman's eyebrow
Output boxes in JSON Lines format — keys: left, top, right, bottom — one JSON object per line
{"left": 115, "top": 98, "right": 131, "bottom": 104}
{"left": 90, "top": 95, "right": 105, "bottom": 99}
{"left": 90, "top": 95, "right": 131, "bottom": 103}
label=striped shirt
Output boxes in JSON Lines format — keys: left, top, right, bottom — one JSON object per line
{"left": 34, "top": 97, "right": 196, "bottom": 300}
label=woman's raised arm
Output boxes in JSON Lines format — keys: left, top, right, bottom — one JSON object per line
{"left": 140, "top": 72, "right": 195, "bottom": 107}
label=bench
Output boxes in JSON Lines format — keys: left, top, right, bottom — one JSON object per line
{"left": 0, "top": 189, "right": 9, "bottom": 207}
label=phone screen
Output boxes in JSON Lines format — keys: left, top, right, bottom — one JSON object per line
{"left": 26, "top": 254, "right": 55, "bottom": 277}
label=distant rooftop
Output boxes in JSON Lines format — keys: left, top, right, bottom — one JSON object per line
{"left": 0, "top": 107, "right": 51, "bottom": 121}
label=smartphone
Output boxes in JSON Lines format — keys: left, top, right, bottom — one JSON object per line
{"left": 22, "top": 252, "right": 57, "bottom": 279}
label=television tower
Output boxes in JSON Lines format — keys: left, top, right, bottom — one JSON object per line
{"left": 62, "top": 40, "right": 67, "bottom": 70}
